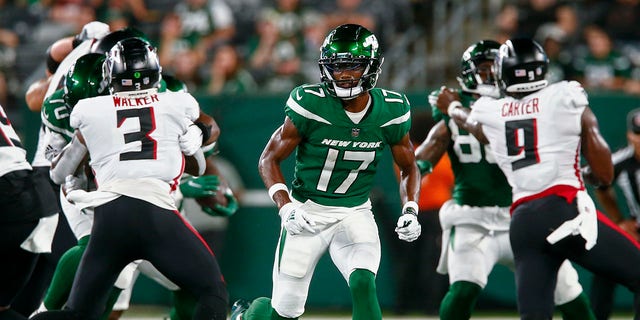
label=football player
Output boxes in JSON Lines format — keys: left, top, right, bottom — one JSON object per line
{"left": 35, "top": 48, "right": 236, "bottom": 320}
{"left": 31, "top": 38, "right": 227, "bottom": 320}
{"left": 439, "top": 38, "right": 640, "bottom": 319}
{"left": 0, "top": 103, "right": 58, "bottom": 320}
{"left": 417, "top": 40, "right": 595, "bottom": 319}
{"left": 231, "top": 23, "right": 421, "bottom": 320}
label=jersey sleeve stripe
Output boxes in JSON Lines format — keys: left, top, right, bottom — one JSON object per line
{"left": 380, "top": 111, "right": 410, "bottom": 127}
{"left": 286, "top": 96, "right": 332, "bottom": 125}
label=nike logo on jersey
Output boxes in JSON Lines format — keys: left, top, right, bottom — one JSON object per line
{"left": 321, "top": 139, "right": 382, "bottom": 149}
{"left": 295, "top": 90, "right": 302, "bottom": 101}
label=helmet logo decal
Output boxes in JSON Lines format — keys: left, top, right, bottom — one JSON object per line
{"left": 122, "top": 79, "right": 132, "bottom": 86}
{"left": 515, "top": 69, "right": 526, "bottom": 77}
{"left": 134, "top": 72, "right": 141, "bottom": 78}
{"left": 362, "top": 35, "right": 378, "bottom": 55}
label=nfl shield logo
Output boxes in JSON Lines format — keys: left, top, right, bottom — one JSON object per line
{"left": 351, "top": 128, "right": 360, "bottom": 137}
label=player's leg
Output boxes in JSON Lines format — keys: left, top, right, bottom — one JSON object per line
{"left": 561, "top": 212, "right": 640, "bottom": 317}
{"left": 40, "top": 236, "right": 90, "bottom": 310}
{"left": 510, "top": 197, "right": 571, "bottom": 320}
{"left": 0, "top": 221, "right": 40, "bottom": 319}
{"left": 439, "top": 224, "right": 503, "bottom": 320}
{"left": 553, "top": 260, "right": 595, "bottom": 320}
{"left": 328, "top": 206, "right": 382, "bottom": 320}
{"left": 589, "top": 275, "right": 617, "bottom": 320}
{"left": 138, "top": 202, "right": 228, "bottom": 320}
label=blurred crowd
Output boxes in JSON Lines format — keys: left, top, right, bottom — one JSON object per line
{"left": 0, "top": 0, "right": 639, "bottom": 114}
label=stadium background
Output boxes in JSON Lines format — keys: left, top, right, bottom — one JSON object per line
{"left": 3, "top": 0, "right": 640, "bottom": 317}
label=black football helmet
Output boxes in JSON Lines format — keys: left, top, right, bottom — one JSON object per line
{"left": 319, "top": 24, "right": 383, "bottom": 99}
{"left": 496, "top": 38, "right": 549, "bottom": 94}
{"left": 91, "top": 27, "right": 147, "bottom": 55}
{"left": 104, "top": 38, "right": 162, "bottom": 93}
{"left": 457, "top": 40, "right": 501, "bottom": 98}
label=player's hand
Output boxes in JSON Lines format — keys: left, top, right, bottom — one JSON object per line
{"left": 76, "top": 21, "right": 109, "bottom": 42}
{"left": 180, "top": 123, "right": 203, "bottom": 156}
{"left": 279, "top": 202, "right": 316, "bottom": 235}
{"left": 618, "top": 219, "right": 640, "bottom": 242}
{"left": 202, "top": 189, "right": 239, "bottom": 217}
{"left": 62, "top": 174, "right": 87, "bottom": 197}
{"left": 436, "top": 86, "right": 461, "bottom": 115}
{"left": 395, "top": 213, "right": 421, "bottom": 242}
{"left": 180, "top": 175, "right": 220, "bottom": 198}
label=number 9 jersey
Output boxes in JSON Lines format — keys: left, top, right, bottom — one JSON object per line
{"left": 285, "top": 82, "right": 411, "bottom": 208}
{"left": 70, "top": 91, "right": 200, "bottom": 187}
{"left": 469, "top": 80, "right": 588, "bottom": 202}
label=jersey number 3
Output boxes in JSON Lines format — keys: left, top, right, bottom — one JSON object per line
{"left": 116, "top": 107, "right": 157, "bottom": 161}
{"left": 505, "top": 119, "right": 539, "bottom": 170}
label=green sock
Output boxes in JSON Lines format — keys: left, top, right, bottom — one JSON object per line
{"left": 556, "top": 292, "right": 596, "bottom": 320}
{"left": 439, "top": 281, "right": 482, "bottom": 320}
{"left": 169, "top": 290, "right": 197, "bottom": 320}
{"left": 43, "top": 236, "right": 90, "bottom": 309}
{"left": 349, "top": 269, "right": 382, "bottom": 320}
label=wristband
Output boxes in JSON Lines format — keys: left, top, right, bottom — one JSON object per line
{"left": 416, "top": 159, "right": 433, "bottom": 175}
{"left": 201, "top": 141, "right": 218, "bottom": 157}
{"left": 402, "top": 201, "right": 419, "bottom": 216}
{"left": 447, "top": 100, "right": 463, "bottom": 116}
{"left": 194, "top": 121, "right": 212, "bottom": 145}
{"left": 268, "top": 183, "right": 288, "bottom": 203}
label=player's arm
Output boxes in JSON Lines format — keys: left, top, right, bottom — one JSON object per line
{"left": 415, "top": 120, "right": 450, "bottom": 176}
{"left": 258, "top": 117, "right": 301, "bottom": 208}
{"left": 437, "top": 87, "right": 489, "bottom": 144}
{"left": 25, "top": 77, "right": 52, "bottom": 112}
{"left": 392, "top": 133, "right": 422, "bottom": 242}
{"left": 392, "top": 133, "right": 421, "bottom": 205}
{"left": 195, "top": 110, "right": 220, "bottom": 146}
{"left": 581, "top": 106, "right": 613, "bottom": 186}
{"left": 50, "top": 130, "right": 88, "bottom": 185}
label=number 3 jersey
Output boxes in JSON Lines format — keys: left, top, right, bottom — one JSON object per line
{"left": 469, "top": 80, "right": 588, "bottom": 202}
{"left": 285, "top": 83, "right": 411, "bottom": 208}
{"left": 70, "top": 91, "right": 200, "bottom": 187}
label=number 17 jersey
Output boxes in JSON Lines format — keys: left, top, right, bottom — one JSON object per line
{"left": 70, "top": 91, "right": 200, "bottom": 187}
{"left": 285, "top": 83, "right": 411, "bottom": 208}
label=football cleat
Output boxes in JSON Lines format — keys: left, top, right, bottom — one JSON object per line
{"left": 230, "top": 299, "right": 251, "bottom": 320}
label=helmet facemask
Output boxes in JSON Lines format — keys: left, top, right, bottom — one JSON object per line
{"left": 319, "top": 56, "right": 382, "bottom": 100}
{"left": 457, "top": 40, "right": 501, "bottom": 98}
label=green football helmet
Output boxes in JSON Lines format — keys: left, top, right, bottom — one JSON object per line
{"left": 63, "top": 53, "right": 107, "bottom": 108}
{"left": 319, "top": 24, "right": 383, "bottom": 99}
{"left": 457, "top": 40, "right": 501, "bottom": 98}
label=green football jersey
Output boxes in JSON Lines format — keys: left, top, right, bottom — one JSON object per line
{"left": 42, "top": 90, "right": 74, "bottom": 142}
{"left": 286, "top": 83, "right": 411, "bottom": 207}
{"left": 429, "top": 89, "right": 511, "bottom": 207}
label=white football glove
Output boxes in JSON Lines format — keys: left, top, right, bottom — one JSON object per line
{"left": 63, "top": 173, "right": 87, "bottom": 196}
{"left": 395, "top": 213, "right": 421, "bottom": 242}
{"left": 279, "top": 202, "right": 316, "bottom": 235}
{"left": 180, "top": 123, "right": 203, "bottom": 156}
{"left": 77, "top": 21, "right": 110, "bottom": 41}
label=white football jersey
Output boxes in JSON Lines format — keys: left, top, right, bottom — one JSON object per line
{"left": 70, "top": 91, "right": 200, "bottom": 188}
{"left": 33, "top": 40, "right": 94, "bottom": 167}
{"left": 469, "top": 81, "right": 588, "bottom": 202}
{"left": 0, "top": 105, "right": 32, "bottom": 177}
